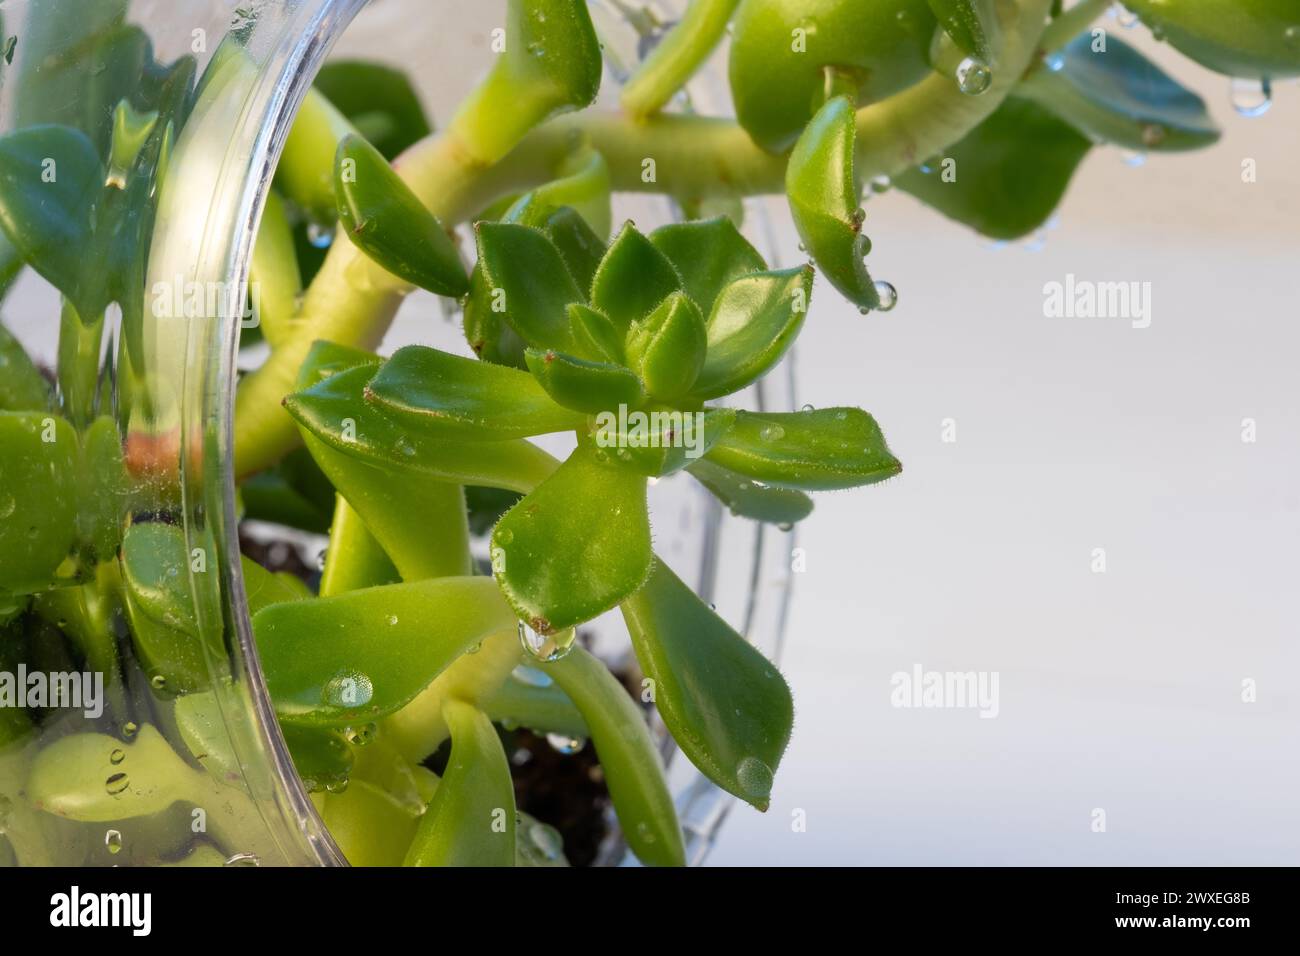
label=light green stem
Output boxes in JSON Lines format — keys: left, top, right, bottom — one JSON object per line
{"left": 620, "top": 0, "right": 741, "bottom": 121}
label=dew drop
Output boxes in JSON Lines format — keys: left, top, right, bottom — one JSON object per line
{"left": 496, "top": 528, "right": 514, "bottom": 546}
{"left": 122, "top": 721, "right": 138, "bottom": 739}
{"left": 386, "top": 614, "right": 399, "bottom": 626}
{"left": 518, "top": 622, "right": 575, "bottom": 663}
{"left": 955, "top": 57, "right": 992, "bottom": 95}
{"left": 1045, "top": 53, "right": 1065, "bottom": 73}
{"left": 546, "top": 732, "right": 586, "bottom": 755}
{"left": 345, "top": 723, "right": 376, "bottom": 746}
{"left": 224, "top": 852, "right": 260, "bottom": 867}
{"left": 322, "top": 671, "right": 373, "bottom": 708}
{"left": 150, "top": 674, "right": 167, "bottom": 692}
{"left": 760, "top": 423, "right": 785, "bottom": 442}
{"left": 306, "top": 221, "right": 334, "bottom": 249}
{"left": 800, "top": 403, "right": 815, "bottom": 412}
{"left": 104, "top": 829, "right": 123, "bottom": 854}
{"left": 778, "top": 522, "right": 794, "bottom": 532}
{"left": 110, "top": 749, "right": 126, "bottom": 765}
{"left": 869, "top": 174, "right": 891, "bottom": 194}
{"left": 736, "top": 756, "right": 774, "bottom": 803}
{"left": 873, "top": 280, "right": 898, "bottom": 312}
{"left": 1230, "top": 77, "right": 1272, "bottom": 118}
{"left": 105, "top": 772, "right": 129, "bottom": 795}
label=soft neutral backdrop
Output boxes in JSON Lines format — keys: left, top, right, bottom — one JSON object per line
{"left": 332, "top": 1, "right": 1300, "bottom": 865}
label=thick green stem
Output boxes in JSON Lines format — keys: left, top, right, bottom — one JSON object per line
{"left": 234, "top": 0, "right": 1052, "bottom": 476}
{"left": 620, "top": 0, "right": 741, "bottom": 121}
{"left": 56, "top": 302, "right": 104, "bottom": 427}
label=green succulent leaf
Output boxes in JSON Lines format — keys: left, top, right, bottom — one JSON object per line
{"left": 622, "top": 561, "right": 793, "bottom": 810}
{"left": 318, "top": 497, "right": 400, "bottom": 598}
{"left": 313, "top": 59, "right": 433, "bottom": 160}
{"left": 336, "top": 134, "right": 469, "bottom": 297}
{"left": 405, "top": 699, "right": 516, "bottom": 866}
{"left": 584, "top": 406, "right": 736, "bottom": 478}
{"left": 480, "top": 669, "right": 587, "bottom": 738}
{"left": 283, "top": 725, "right": 355, "bottom": 793}
{"left": 469, "top": 221, "right": 584, "bottom": 353}
{"left": 365, "top": 345, "right": 585, "bottom": 441}
{"left": 284, "top": 362, "right": 560, "bottom": 495}
{"left": 547, "top": 646, "right": 685, "bottom": 866}
{"left": 524, "top": 348, "right": 645, "bottom": 413}
{"left": 567, "top": 302, "right": 625, "bottom": 365}
{"left": 254, "top": 576, "right": 517, "bottom": 727}
{"left": 1018, "top": 34, "right": 1220, "bottom": 153}
{"left": 728, "top": 0, "right": 937, "bottom": 152}
{"left": 493, "top": 444, "right": 651, "bottom": 634}
{"left": 624, "top": 292, "right": 707, "bottom": 401}
{"left": 688, "top": 458, "right": 815, "bottom": 525}
{"left": 895, "top": 98, "right": 1092, "bottom": 240}
{"left": 0, "top": 125, "right": 106, "bottom": 317}
{"left": 535, "top": 205, "right": 608, "bottom": 294}
{"left": 0, "top": 324, "right": 52, "bottom": 412}
{"left": 0, "top": 412, "right": 78, "bottom": 596}
{"left": 449, "top": 0, "right": 602, "bottom": 164}
{"left": 705, "top": 407, "right": 901, "bottom": 491}
{"left": 928, "top": 0, "right": 999, "bottom": 61}
{"left": 648, "top": 216, "right": 766, "bottom": 316}
{"left": 1125, "top": 0, "right": 1300, "bottom": 80}
{"left": 786, "top": 95, "right": 878, "bottom": 311}
{"left": 692, "top": 266, "right": 812, "bottom": 400}
{"left": 590, "top": 223, "right": 684, "bottom": 332}
{"left": 323, "top": 778, "right": 421, "bottom": 866}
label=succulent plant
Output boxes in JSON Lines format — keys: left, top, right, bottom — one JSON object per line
{"left": 0, "top": 0, "right": 1290, "bottom": 866}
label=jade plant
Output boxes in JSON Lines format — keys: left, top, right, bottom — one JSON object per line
{"left": 0, "top": 0, "right": 1294, "bottom": 866}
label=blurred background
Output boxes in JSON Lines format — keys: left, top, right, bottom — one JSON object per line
{"left": 9, "top": 0, "right": 1296, "bottom": 864}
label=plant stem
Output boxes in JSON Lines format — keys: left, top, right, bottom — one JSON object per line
{"left": 233, "top": 0, "right": 1053, "bottom": 476}
{"left": 1040, "top": 0, "right": 1110, "bottom": 54}
{"left": 620, "top": 0, "right": 741, "bottom": 121}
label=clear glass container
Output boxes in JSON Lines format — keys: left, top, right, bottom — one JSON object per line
{"left": 0, "top": 0, "right": 792, "bottom": 867}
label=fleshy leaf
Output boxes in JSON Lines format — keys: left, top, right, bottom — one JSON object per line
{"left": 405, "top": 699, "right": 516, "bottom": 866}
{"left": 705, "top": 408, "right": 901, "bottom": 490}
{"left": 567, "top": 302, "right": 624, "bottom": 365}
{"left": 546, "top": 646, "right": 685, "bottom": 866}
{"left": 624, "top": 292, "right": 707, "bottom": 401}
{"left": 622, "top": 561, "right": 793, "bottom": 810}
{"left": 335, "top": 134, "right": 469, "bottom": 297}
{"left": 248, "top": 190, "right": 302, "bottom": 349}
{"left": 688, "top": 458, "right": 815, "bottom": 525}
{"left": 585, "top": 406, "right": 736, "bottom": 478}
{"left": 895, "top": 98, "right": 1092, "bottom": 240}
{"left": 786, "top": 96, "right": 878, "bottom": 311}
{"left": 276, "top": 86, "right": 358, "bottom": 224}
{"left": 524, "top": 348, "right": 645, "bottom": 413}
{"left": 313, "top": 59, "right": 433, "bottom": 160}
{"left": 728, "top": 0, "right": 937, "bottom": 152}
{"left": 0, "top": 325, "right": 52, "bottom": 412}
{"left": 467, "top": 221, "right": 583, "bottom": 353}
{"left": 364, "top": 345, "right": 584, "bottom": 441}
{"left": 492, "top": 444, "right": 651, "bottom": 633}
{"left": 928, "top": 0, "right": 999, "bottom": 61}
{"left": 648, "top": 216, "right": 766, "bottom": 315}
{"left": 1125, "top": 0, "right": 1300, "bottom": 80}
{"left": 449, "top": 0, "right": 602, "bottom": 164}
{"left": 1017, "top": 34, "right": 1219, "bottom": 153}
{"left": 537, "top": 206, "right": 608, "bottom": 294}
{"left": 692, "top": 266, "right": 812, "bottom": 400}
{"left": 283, "top": 363, "right": 560, "bottom": 494}
{"left": 254, "top": 576, "right": 517, "bottom": 727}
{"left": 0, "top": 412, "right": 79, "bottom": 596}
{"left": 590, "top": 223, "right": 683, "bottom": 332}
{"left": 0, "top": 125, "right": 106, "bottom": 317}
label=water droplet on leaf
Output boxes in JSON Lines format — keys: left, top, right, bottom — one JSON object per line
{"left": 1230, "top": 77, "right": 1272, "bottom": 117}
{"left": 873, "top": 280, "right": 898, "bottom": 312}
{"left": 955, "top": 57, "right": 992, "bottom": 95}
